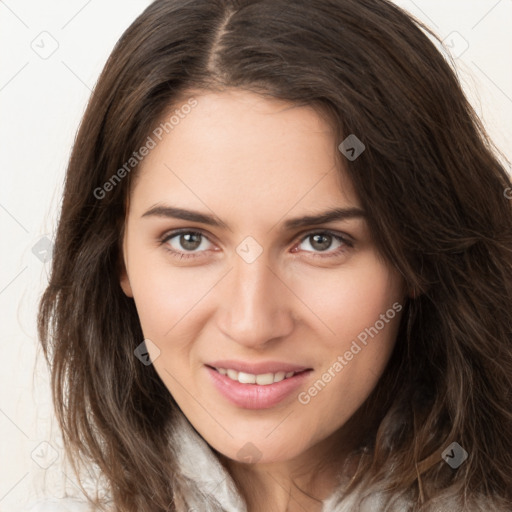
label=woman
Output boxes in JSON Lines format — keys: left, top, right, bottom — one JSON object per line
{"left": 37, "top": 0, "right": 512, "bottom": 510}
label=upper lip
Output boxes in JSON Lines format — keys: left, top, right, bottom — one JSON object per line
{"left": 206, "top": 360, "right": 312, "bottom": 374}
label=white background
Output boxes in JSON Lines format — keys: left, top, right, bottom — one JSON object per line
{"left": 1, "top": 0, "right": 511, "bottom": 510}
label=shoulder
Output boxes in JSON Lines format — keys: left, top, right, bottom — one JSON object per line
{"left": 322, "top": 487, "right": 511, "bottom": 512}
{"left": 26, "top": 498, "right": 99, "bottom": 511}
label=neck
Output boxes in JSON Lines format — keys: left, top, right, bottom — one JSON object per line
{"left": 218, "top": 426, "right": 353, "bottom": 512}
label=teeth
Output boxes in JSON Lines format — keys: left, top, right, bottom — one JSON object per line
{"left": 256, "top": 373, "right": 275, "bottom": 385}
{"left": 216, "top": 368, "right": 298, "bottom": 385}
{"left": 227, "top": 369, "right": 238, "bottom": 380}
{"left": 273, "top": 371, "right": 286, "bottom": 383}
{"left": 238, "top": 372, "right": 256, "bottom": 384}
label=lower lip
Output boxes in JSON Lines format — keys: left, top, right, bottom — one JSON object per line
{"left": 205, "top": 366, "right": 312, "bottom": 410}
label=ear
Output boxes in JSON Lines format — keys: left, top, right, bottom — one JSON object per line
{"left": 119, "top": 252, "right": 134, "bottom": 298}
{"left": 120, "top": 267, "right": 133, "bottom": 297}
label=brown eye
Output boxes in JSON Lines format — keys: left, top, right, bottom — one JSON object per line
{"left": 162, "top": 230, "right": 214, "bottom": 257}
{"left": 309, "top": 233, "right": 334, "bottom": 251}
{"left": 295, "top": 231, "right": 352, "bottom": 257}
{"left": 177, "top": 232, "right": 202, "bottom": 251}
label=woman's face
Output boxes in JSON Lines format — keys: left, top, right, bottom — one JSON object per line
{"left": 120, "top": 88, "right": 406, "bottom": 465}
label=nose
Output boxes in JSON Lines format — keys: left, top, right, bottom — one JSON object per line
{"left": 216, "top": 253, "right": 295, "bottom": 349}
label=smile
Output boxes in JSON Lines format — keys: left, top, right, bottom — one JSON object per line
{"left": 205, "top": 361, "right": 313, "bottom": 409}
{"left": 213, "top": 367, "right": 297, "bottom": 385}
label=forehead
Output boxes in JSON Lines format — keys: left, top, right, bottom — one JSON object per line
{"left": 129, "top": 89, "right": 360, "bottom": 217}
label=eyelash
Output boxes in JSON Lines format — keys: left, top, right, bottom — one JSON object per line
{"left": 159, "top": 228, "right": 353, "bottom": 261}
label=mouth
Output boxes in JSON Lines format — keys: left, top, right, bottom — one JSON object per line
{"left": 204, "top": 361, "right": 313, "bottom": 409}
{"left": 207, "top": 366, "right": 307, "bottom": 386}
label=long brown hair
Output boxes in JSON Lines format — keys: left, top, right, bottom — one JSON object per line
{"left": 38, "top": 0, "right": 512, "bottom": 510}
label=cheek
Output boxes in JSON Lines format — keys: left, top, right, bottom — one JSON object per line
{"left": 296, "top": 259, "right": 403, "bottom": 422}
{"left": 300, "top": 319, "right": 401, "bottom": 437}
{"left": 127, "top": 252, "right": 209, "bottom": 386}
{"left": 291, "top": 254, "right": 402, "bottom": 349}
{"left": 126, "top": 243, "right": 214, "bottom": 340}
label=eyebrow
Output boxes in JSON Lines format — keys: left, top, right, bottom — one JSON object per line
{"left": 141, "top": 204, "right": 366, "bottom": 231}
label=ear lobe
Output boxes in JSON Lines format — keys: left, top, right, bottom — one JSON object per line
{"left": 119, "top": 257, "right": 134, "bottom": 297}
{"left": 120, "top": 270, "right": 134, "bottom": 297}
{"left": 118, "top": 233, "right": 134, "bottom": 297}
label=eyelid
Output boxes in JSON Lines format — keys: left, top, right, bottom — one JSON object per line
{"left": 296, "top": 228, "right": 354, "bottom": 245}
{"left": 292, "top": 229, "right": 353, "bottom": 257}
{"left": 160, "top": 227, "right": 354, "bottom": 244}
{"left": 159, "top": 228, "right": 217, "bottom": 262}
{"left": 160, "top": 227, "right": 215, "bottom": 244}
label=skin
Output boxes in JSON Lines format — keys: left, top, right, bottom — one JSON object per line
{"left": 120, "top": 88, "right": 407, "bottom": 512}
